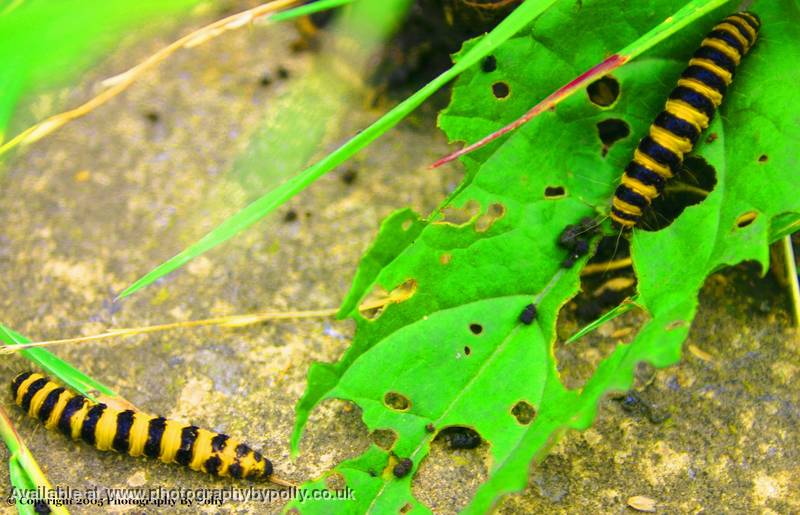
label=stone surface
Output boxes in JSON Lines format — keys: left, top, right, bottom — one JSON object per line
{"left": 0, "top": 4, "right": 797, "bottom": 514}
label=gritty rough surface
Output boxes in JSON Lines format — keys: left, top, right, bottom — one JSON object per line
{"left": 0, "top": 3, "right": 797, "bottom": 514}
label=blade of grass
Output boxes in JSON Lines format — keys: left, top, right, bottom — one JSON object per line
{"left": 118, "top": 0, "right": 560, "bottom": 299}
{"left": 430, "top": 0, "right": 736, "bottom": 168}
{"left": 1, "top": 405, "right": 70, "bottom": 515}
{"left": 8, "top": 459, "right": 38, "bottom": 515}
{"left": 565, "top": 296, "right": 640, "bottom": 344}
{"left": 265, "top": 0, "right": 353, "bottom": 23}
{"left": 0, "top": 324, "right": 118, "bottom": 402}
{"left": 783, "top": 235, "right": 800, "bottom": 327}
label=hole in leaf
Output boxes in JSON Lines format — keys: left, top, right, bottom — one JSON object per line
{"left": 594, "top": 277, "right": 635, "bottom": 298}
{"left": 440, "top": 253, "right": 452, "bottom": 265}
{"left": 469, "top": 323, "right": 483, "bottom": 335}
{"left": 736, "top": 211, "right": 758, "bottom": 228}
{"left": 437, "top": 199, "right": 481, "bottom": 226}
{"left": 389, "top": 278, "right": 417, "bottom": 303}
{"left": 384, "top": 392, "right": 411, "bottom": 411}
{"left": 464, "top": 346, "right": 471, "bottom": 356}
{"left": 544, "top": 185, "right": 566, "bottom": 199}
{"left": 586, "top": 76, "right": 620, "bottom": 107}
{"left": 481, "top": 55, "right": 497, "bottom": 73}
{"left": 475, "top": 203, "right": 505, "bottom": 233}
{"left": 436, "top": 426, "right": 482, "bottom": 449}
{"left": 511, "top": 400, "right": 536, "bottom": 425}
{"left": 574, "top": 236, "right": 634, "bottom": 322}
{"left": 758, "top": 154, "right": 768, "bottom": 162}
{"left": 325, "top": 472, "right": 346, "bottom": 491}
{"left": 359, "top": 279, "right": 417, "bottom": 320}
{"left": 597, "top": 119, "right": 630, "bottom": 156}
{"left": 371, "top": 429, "right": 398, "bottom": 450}
{"left": 641, "top": 156, "right": 716, "bottom": 232}
{"left": 492, "top": 81, "right": 510, "bottom": 99}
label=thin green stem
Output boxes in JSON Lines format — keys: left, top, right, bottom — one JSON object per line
{"left": 782, "top": 235, "right": 800, "bottom": 327}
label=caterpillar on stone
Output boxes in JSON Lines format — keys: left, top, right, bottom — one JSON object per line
{"left": 11, "top": 372, "right": 286, "bottom": 485}
{"left": 611, "top": 11, "right": 761, "bottom": 228}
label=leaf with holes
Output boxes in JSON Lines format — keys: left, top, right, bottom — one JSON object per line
{"left": 290, "top": 0, "right": 800, "bottom": 513}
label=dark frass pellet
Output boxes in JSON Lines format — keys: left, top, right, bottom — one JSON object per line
{"left": 393, "top": 458, "right": 413, "bottom": 478}
{"left": 558, "top": 226, "right": 580, "bottom": 248}
{"left": 519, "top": 303, "right": 537, "bottom": 325}
{"left": 425, "top": 423, "right": 435, "bottom": 433}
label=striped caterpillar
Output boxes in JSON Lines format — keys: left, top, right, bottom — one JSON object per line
{"left": 610, "top": 11, "right": 761, "bottom": 228}
{"left": 11, "top": 372, "right": 277, "bottom": 483}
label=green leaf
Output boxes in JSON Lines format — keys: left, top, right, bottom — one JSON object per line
{"left": 117, "top": 0, "right": 561, "bottom": 299}
{"left": 291, "top": 0, "right": 800, "bottom": 512}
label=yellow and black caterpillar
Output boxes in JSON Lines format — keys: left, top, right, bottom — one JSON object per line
{"left": 11, "top": 372, "right": 273, "bottom": 482}
{"left": 611, "top": 11, "right": 761, "bottom": 228}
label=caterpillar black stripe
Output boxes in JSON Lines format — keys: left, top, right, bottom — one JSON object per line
{"left": 11, "top": 372, "right": 274, "bottom": 482}
{"left": 611, "top": 11, "right": 760, "bottom": 228}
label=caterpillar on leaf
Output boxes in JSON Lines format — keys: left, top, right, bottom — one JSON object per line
{"left": 611, "top": 11, "right": 761, "bottom": 228}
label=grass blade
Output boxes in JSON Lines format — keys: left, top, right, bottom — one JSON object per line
{"left": 565, "top": 296, "right": 639, "bottom": 344}
{"left": 1, "top": 405, "right": 70, "bottom": 515}
{"left": 267, "top": 0, "right": 353, "bottom": 22}
{"left": 118, "top": 0, "right": 560, "bottom": 299}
